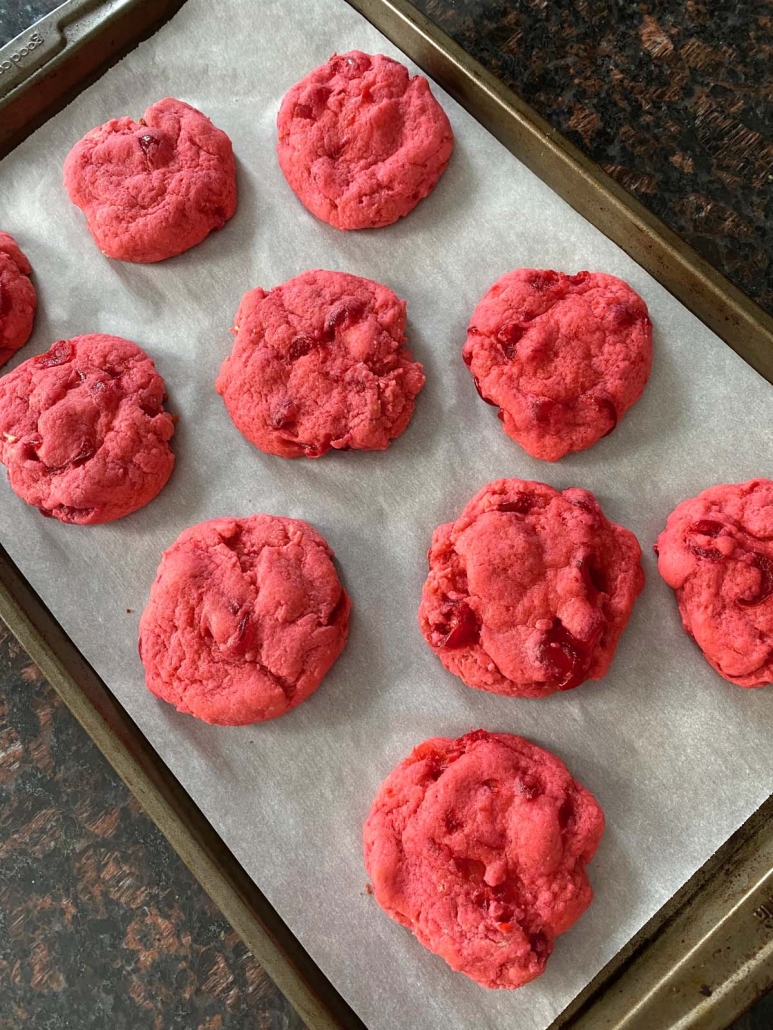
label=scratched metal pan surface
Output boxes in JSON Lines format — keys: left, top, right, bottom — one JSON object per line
{"left": 1, "top": 2, "right": 773, "bottom": 1029}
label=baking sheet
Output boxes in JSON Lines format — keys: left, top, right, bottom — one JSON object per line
{"left": 2, "top": 0, "right": 773, "bottom": 1027}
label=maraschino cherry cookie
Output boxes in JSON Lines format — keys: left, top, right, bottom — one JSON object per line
{"left": 139, "top": 515, "right": 351, "bottom": 725}
{"left": 277, "top": 51, "right": 454, "bottom": 229}
{"left": 0, "top": 231, "right": 36, "bottom": 367}
{"left": 419, "top": 478, "right": 644, "bottom": 697}
{"left": 463, "top": 269, "right": 652, "bottom": 461}
{"left": 64, "top": 98, "right": 237, "bottom": 262}
{"left": 363, "top": 729, "right": 605, "bottom": 988}
{"left": 0, "top": 334, "right": 174, "bottom": 524}
{"left": 656, "top": 478, "right": 773, "bottom": 687}
{"left": 216, "top": 270, "right": 425, "bottom": 458}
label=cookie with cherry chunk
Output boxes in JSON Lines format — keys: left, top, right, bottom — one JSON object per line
{"left": 419, "top": 479, "right": 644, "bottom": 697}
{"left": 364, "top": 729, "right": 604, "bottom": 988}
{"left": 277, "top": 51, "right": 453, "bottom": 229}
{"left": 139, "top": 515, "right": 351, "bottom": 725}
{"left": 64, "top": 98, "right": 236, "bottom": 262}
{"left": 0, "top": 334, "right": 174, "bottom": 524}
{"left": 657, "top": 479, "right": 773, "bottom": 687}
{"left": 463, "top": 270, "right": 652, "bottom": 461}
{"left": 0, "top": 232, "right": 36, "bottom": 367}
{"left": 216, "top": 270, "right": 424, "bottom": 458}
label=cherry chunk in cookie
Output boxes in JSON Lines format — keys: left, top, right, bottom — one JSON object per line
{"left": 0, "top": 334, "right": 175, "bottom": 524}
{"left": 277, "top": 51, "right": 454, "bottom": 229}
{"left": 657, "top": 479, "right": 773, "bottom": 687}
{"left": 139, "top": 515, "right": 351, "bottom": 725}
{"left": 419, "top": 479, "right": 644, "bottom": 697}
{"left": 463, "top": 270, "right": 653, "bottom": 461}
{"left": 0, "top": 232, "right": 36, "bottom": 367}
{"left": 64, "top": 98, "right": 237, "bottom": 262}
{"left": 363, "top": 729, "right": 604, "bottom": 989}
{"left": 216, "top": 270, "right": 425, "bottom": 458}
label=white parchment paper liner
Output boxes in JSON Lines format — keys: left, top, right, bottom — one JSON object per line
{"left": 2, "top": 2, "right": 773, "bottom": 1027}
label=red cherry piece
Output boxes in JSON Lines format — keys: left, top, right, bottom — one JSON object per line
{"left": 737, "top": 552, "right": 773, "bottom": 607}
{"left": 496, "top": 322, "right": 525, "bottom": 358}
{"left": 302, "top": 442, "right": 327, "bottom": 458}
{"left": 462, "top": 347, "right": 474, "bottom": 367}
{"left": 534, "top": 398, "right": 557, "bottom": 422}
{"left": 326, "top": 591, "right": 348, "bottom": 626}
{"left": 558, "top": 797, "right": 575, "bottom": 829}
{"left": 271, "top": 400, "right": 299, "bottom": 429}
{"left": 294, "top": 103, "right": 314, "bottom": 119}
{"left": 529, "top": 931, "right": 551, "bottom": 960}
{"left": 34, "top": 340, "right": 75, "bottom": 368}
{"left": 691, "top": 545, "right": 725, "bottom": 562}
{"left": 497, "top": 493, "right": 536, "bottom": 515}
{"left": 593, "top": 396, "right": 618, "bottom": 436}
{"left": 140, "top": 399, "right": 161, "bottom": 417}
{"left": 515, "top": 774, "right": 540, "bottom": 799}
{"left": 325, "top": 300, "right": 364, "bottom": 338}
{"left": 438, "top": 600, "right": 480, "bottom": 649}
{"left": 288, "top": 334, "right": 315, "bottom": 361}
{"left": 687, "top": 520, "right": 727, "bottom": 562}
{"left": 578, "top": 554, "right": 607, "bottom": 594}
{"left": 472, "top": 374, "right": 496, "bottom": 405}
{"left": 567, "top": 271, "right": 590, "bottom": 285}
{"left": 539, "top": 619, "right": 597, "bottom": 691}
{"left": 308, "top": 85, "right": 330, "bottom": 108}
{"left": 607, "top": 303, "right": 641, "bottom": 330}
{"left": 138, "top": 134, "right": 156, "bottom": 153}
{"left": 690, "top": 519, "right": 724, "bottom": 537}
{"left": 530, "top": 270, "right": 560, "bottom": 291}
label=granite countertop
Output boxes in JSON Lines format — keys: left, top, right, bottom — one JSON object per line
{"left": 1, "top": 1, "right": 772, "bottom": 1028}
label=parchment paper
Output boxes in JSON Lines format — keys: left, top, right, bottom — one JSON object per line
{"left": 2, "top": 1, "right": 773, "bottom": 1027}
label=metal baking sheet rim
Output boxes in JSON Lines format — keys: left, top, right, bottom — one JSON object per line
{"left": 1, "top": 1, "right": 773, "bottom": 1028}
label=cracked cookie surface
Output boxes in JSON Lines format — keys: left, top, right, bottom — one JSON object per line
{"left": 657, "top": 478, "right": 773, "bottom": 687}
{"left": 463, "top": 270, "right": 652, "bottom": 461}
{"left": 419, "top": 478, "right": 644, "bottom": 697}
{"left": 0, "top": 334, "right": 174, "bottom": 524}
{"left": 64, "top": 98, "right": 237, "bottom": 262}
{"left": 363, "top": 729, "right": 604, "bottom": 989}
{"left": 216, "top": 270, "right": 425, "bottom": 458}
{"left": 139, "top": 515, "right": 351, "bottom": 725}
{"left": 0, "top": 231, "right": 36, "bottom": 367}
{"left": 277, "top": 51, "right": 454, "bottom": 229}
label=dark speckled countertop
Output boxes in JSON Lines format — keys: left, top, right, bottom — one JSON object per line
{"left": 1, "top": 1, "right": 772, "bottom": 1028}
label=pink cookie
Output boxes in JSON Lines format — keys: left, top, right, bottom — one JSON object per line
{"left": 216, "top": 270, "right": 425, "bottom": 458}
{"left": 656, "top": 479, "right": 773, "bottom": 687}
{"left": 139, "top": 515, "right": 351, "bottom": 725}
{"left": 63, "top": 98, "right": 237, "bottom": 262}
{"left": 277, "top": 51, "right": 454, "bottom": 229}
{"left": 463, "top": 270, "right": 653, "bottom": 461}
{"left": 0, "top": 334, "right": 174, "bottom": 524}
{"left": 363, "top": 729, "right": 604, "bottom": 989}
{"left": 419, "top": 479, "right": 644, "bottom": 697}
{"left": 0, "top": 232, "right": 36, "bottom": 367}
